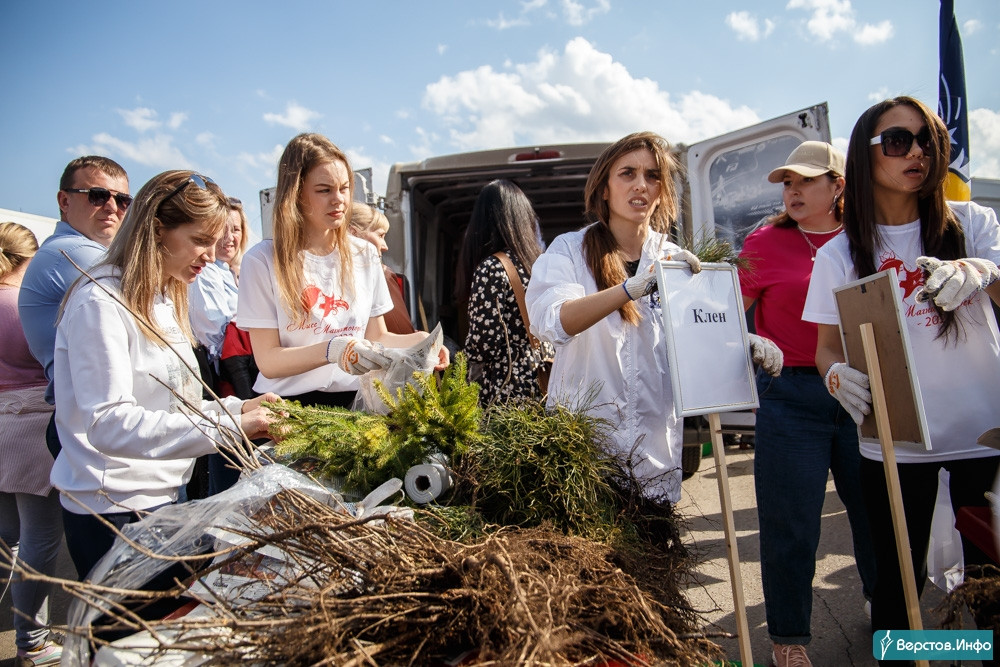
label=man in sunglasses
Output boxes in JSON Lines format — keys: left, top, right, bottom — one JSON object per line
{"left": 18, "top": 156, "right": 129, "bottom": 455}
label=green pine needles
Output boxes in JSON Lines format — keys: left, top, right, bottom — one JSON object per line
{"left": 270, "top": 354, "right": 481, "bottom": 496}
{"left": 468, "top": 400, "right": 621, "bottom": 542}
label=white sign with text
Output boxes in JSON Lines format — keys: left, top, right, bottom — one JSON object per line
{"left": 656, "top": 261, "right": 758, "bottom": 417}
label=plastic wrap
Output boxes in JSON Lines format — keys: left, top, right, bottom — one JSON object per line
{"left": 353, "top": 323, "right": 443, "bottom": 414}
{"left": 63, "top": 464, "right": 409, "bottom": 666}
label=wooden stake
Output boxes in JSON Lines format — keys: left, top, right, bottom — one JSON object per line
{"left": 708, "top": 412, "right": 753, "bottom": 666}
{"left": 860, "top": 323, "right": 928, "bottom": 667}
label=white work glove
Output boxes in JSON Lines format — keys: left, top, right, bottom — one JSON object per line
{"left": 665, "top": 248, "right": 702, "bottom": 274}
{"left": 824, "top": 362, "right": 871, "bottom": 426}
{"left": 325, "top": 337, "right": 391, "bottom": 375}
{"left": 747, "top": 334, "right": 783, "bottom": 377}
{"left": 915, "top": 256, "right": 999, "bottom": 311}
{"left": 622, "top": 251, "right": 702, "bottom": 301}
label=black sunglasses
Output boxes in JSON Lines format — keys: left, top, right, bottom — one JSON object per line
{"left": 869, "top": 127, "right": 933, "bottom": 157}
{"left": 63, "top": 187, "right": 133, "bottom": 209}
{"left": 159, "top": 173, "right": 218, "bottom": 210}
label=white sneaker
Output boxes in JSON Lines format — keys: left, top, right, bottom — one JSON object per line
{"left": 771, "top": 644, "right": 813, "bottom": 667}
{"left": 864, "top": 599, "right": 872, "bottom": 620}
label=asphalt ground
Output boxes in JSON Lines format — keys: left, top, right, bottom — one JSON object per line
{"left": 677, "top": 443, "right": 974, "bottom": 667}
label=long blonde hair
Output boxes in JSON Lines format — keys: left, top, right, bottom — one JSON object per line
{"left": 273, "top": 133, "right": 355, "bottom": 323}
{"left": 88, "top": 170, "right": 229, "bottom": 343}
{"left": 0, "top": 222, "right": 39, "bottom": 281}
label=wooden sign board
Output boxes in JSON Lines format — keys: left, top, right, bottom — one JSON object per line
{"left": 833, "top": 269, "right": 929, "bottom": 449}
{"left": 656, "top": 261, "right": 758, "bottom": 417}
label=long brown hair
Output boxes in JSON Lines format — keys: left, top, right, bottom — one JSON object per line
{"left": 273, "top": 133, "right": 355, "bottom": 323}
{"left": 843, "top": 96, "right": 964, "bottom": 338}
{"left": 582, "top": 131, "right": 680, "bottom": 325}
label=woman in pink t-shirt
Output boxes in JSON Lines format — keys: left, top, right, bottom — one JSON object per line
{"left": 0, "top": 222, "right": 63, "bottom": 665}
{"left": 737, "top": 142, "right": 875, "bottom": 667}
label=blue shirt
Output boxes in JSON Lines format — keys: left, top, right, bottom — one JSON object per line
{"left": 18, "top": 221, "right": 107, "bottom": 403}
{"left": 188, "top": 260, "right": 239, "bottom": 362}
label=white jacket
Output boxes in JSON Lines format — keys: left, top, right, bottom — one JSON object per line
{"left": 51, "top": 268, "right": 245, "bottom": 515}
{"left": 526, "top": 226, "right": 683, "bottom": 503}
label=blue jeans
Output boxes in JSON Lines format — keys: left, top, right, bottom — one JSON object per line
{"left": 753, "top": 367, "right": 877, "bottom": 645}
{"left": 0, "top": 490, "right": 64, "bottom": 650}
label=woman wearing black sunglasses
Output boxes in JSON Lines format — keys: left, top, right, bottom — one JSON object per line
{"left": 804, "top": 96, "right": 1000, "bottom": 645}
{"left": 49, "top": 170, "right": 279, "bottom": 579}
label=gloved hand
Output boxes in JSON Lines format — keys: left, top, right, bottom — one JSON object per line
{"left": 326, "top": 337, "right": 391, "bottom": 375}
{"left": 824, "top": 362, "right": 871, "bottom": 425}
{"left": 623, "top": 262, "right": 659, "bottom": 300}
{"left": 665, "top": 248, "right": 702, "bottom": 274}
{"left": 915, "top": 256, "right": 999, "bottom": 311}
{"left": 622, "top": 250, "right": 702, "bottom": 300}
{"left": 748, "top": 334, "right": 783, "bottom": 376}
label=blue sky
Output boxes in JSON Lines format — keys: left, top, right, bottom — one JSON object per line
{"left": 2, "top": 0, "right": 998, "bottom": 238}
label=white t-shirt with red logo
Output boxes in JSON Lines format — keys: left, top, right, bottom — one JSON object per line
{"left": 237, "top": 238, "right": 392, "bottom": 396}
{"left": 803, "top": 201, "right": 1000, "bottom": 463}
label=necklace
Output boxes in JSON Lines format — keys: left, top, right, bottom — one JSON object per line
{"left": 797, "top": 224, "right": 842, "bottom": 262}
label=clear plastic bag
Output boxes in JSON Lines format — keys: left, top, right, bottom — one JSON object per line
{"left": 62, "top": 465, "right": 409, "bottom": 666}
{"left": 927, "top": 467, "right": 964, "bottom": 592}
{"left": 352, "top": 323, "right": 443, "bottom": 414}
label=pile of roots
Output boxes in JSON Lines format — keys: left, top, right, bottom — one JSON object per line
{"left": 44, "top": 484, "right": 720, "bottom": 666}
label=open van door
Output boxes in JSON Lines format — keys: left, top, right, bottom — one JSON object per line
{"left": 684, "top": 103, "right": 831, "bottom": 252}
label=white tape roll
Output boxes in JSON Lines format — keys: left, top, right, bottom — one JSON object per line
{"left": 404, "top": 460, "right": 453, "bottom": 504}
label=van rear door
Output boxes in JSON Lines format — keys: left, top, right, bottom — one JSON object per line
{"left": 684, "top": 103, "right": 831, "bottom": 252}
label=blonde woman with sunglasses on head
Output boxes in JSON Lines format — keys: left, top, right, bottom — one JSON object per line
{"left": 237, "top": 133, "right": 447, "bottom": 409}
{"left": 804, "top": 97, "right": 1000, "bottom": 648}
{"left": 50, "top": 171, "right": 279, "bottom": 580}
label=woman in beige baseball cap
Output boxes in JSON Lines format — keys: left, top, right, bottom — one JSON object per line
{"left": 738, "top": 140, "right": 876, "bottom": 667}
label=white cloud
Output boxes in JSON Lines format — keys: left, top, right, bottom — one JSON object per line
{"left": 486, "top": 13, "right": 529, "bottom": 29}
{"left": 786, "top": 0, "right": 892, "bottom": 45}
{"left": 868, "top": 86, "right": 891, "bottom": 103}
{"left": 521, "top": 0, "right": 547, "bottom": 10}
{"left": 853, "top": 20, "right": 893, "bottom": 45}
{"left": 421, "top": 37, "right": 758, "bottom": 151}
{"left": 195, "top": 132, "right": 216, "bottom": 147}
{"left": 437, "top": 44, "right": 447, "bottom": 55}
{"left": 379, "top": 135, "right": 395, "bottom": 145}
{"left": 831, "top": 136, "right": 849, "bottom": 156}
{"left": 962, "top": 19, "right": 982, "bottom": 35}
{"left": 263, "top": 102, "right": 321, "bottom": 131}
{"left": 235, "top": 144, "right": 285, "bottom": 184}
{"left": 168, "top": 112, "right": 188, "bottom": 130}
{"left": 560, "top": 0, "right": 610, "bottom": 26}
{"left": 970, "top": 107, "right": 1000, "bottom": 179}
{"left": 725, "top": 11, "right": 775, "bottom": 41}
{"left": 71, "top": 133, "right": 190, "bottom": 169}
{"left": 118, "top": 107, "right": 160, "bottom": 133}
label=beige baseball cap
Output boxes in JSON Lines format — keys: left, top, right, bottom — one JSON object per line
{"left": 767, "top": 141, "right": 845, "bottom": 183}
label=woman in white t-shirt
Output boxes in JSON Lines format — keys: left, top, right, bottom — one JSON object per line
{"left": 238, "top": 133, "right": 447, "bottom": 407}
{"left": 803, "top": 96, "right": 1000, "bottom": 640}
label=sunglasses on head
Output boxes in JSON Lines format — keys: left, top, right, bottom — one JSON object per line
{"left": 869, "top": 127, "right": 933, "bottom": 157}
{"left": 63, "top": 188, "right": 133, "bottom": 209}
{"left": 159, "top": 173, "right": 218, "bottom": 210}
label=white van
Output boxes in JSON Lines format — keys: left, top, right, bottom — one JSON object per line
{"left": 378, "top": 103, "right": 834, "bottom": 474}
